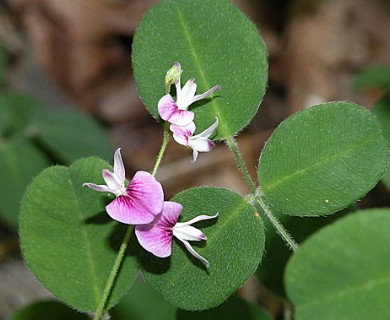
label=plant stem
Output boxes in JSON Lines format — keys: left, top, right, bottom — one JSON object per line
{"left": 152, "top": 122, "right": 171, "bottom": 177}
{"left": 225, "top": 136, "right": 257, "bottom": 194}
{"left": 93, "top": 225, "right": 133, "bottom": 320}
{"left": 225, "top": 135, "right": 298, "bottom": 252}
{"left": 255, "top": 197, "right": 299, "bottom": 252}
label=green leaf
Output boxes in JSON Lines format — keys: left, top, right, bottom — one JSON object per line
{"left": 10, "top": 300, "right": 90, "bottom": 320}
{"left": 111, "top": 282, "right": 177, "bottom": 320}
{"left": 132, "top": 0, "right": 268, "bottom": 139}
{"left": 0, "top": 91, "right": 45, "bottom": 136}
{"left": 285, "top": 208, "right": 390, "bottom": 320}
{"left": 141, "top": 187, "right": 265, "bottom": 311}
{"left": 0, "top": 139, "right": 49, "bottom": 228}
{"left": 256, "top": 206, "right": 352, "bottom": 297}
{"left": 258, "top": 102, "right": 389, "bottom": 216}
{"left": 372, "top": 92, "right": 390, "bottom": 190}
{"left": 352, "top": 64, "right": 390, "bottom": 92}
{"left": 177, "top": 296, "right": 274, "bottom": 320}
{"left": 19, "top": 157, "right": 139, "bottom": 312}
{"left": 31, "top": 109, "right": 113, "bottom": 164}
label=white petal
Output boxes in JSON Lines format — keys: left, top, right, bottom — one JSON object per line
{"left": 82, "top": 183, "right": 111, "bottom": 193}
{"left": 177, "top": 78, "right": 197, "bottom": 109}
{"left": 173, "top": 224, "right": 206, "bottom": 242}
{"left": 191, "top": 85, "right": 221, "bottom": 104}
{"left": 177, "top": 238, "right": 210, "bottom": 268}
{"left": 179, "top": 213, "right": 219, "bottom": 226}
{"left": 113, "top": 148, "right": 125, "bottom": 184}
{"left": 102, "top": 169, "right": 122, "bottom": 195}
{"left": 193, "top": 117, "right": 219, "bottom": 139}
{"left": 188, "top": 137, "right": 215, "bottom": 153}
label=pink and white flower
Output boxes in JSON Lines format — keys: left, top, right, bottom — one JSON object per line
{"left": 158, "top": 62, "right": 221, "bottom": 127}
{"left": 135, "top": 201, "right": 218, "bottom": 268}
{"left": 170, "top": 117, "right": 219, "bottom": 162}
{"left": 83, "top": 148, "right": 164, "bottom": 225}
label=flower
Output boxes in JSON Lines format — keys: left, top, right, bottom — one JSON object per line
{"left": 158, "top": 62, "right": 221, "bottom": 126}
{"left": 170, "top": 117, "right": 219, "bottom": 162}
{"left": 135, "top": 201, "right": 218, "bottom": 268}
{"left": 83, "top": 148, "right": 164, "bottom": 225}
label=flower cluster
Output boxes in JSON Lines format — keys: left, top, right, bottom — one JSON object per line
{"left": 158, "top": 62, "right": 221, "bottom": 162}
{"left": 83, "top": 148, "right": 217, "bottom": 267}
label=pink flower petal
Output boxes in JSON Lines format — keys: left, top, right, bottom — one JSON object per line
{"left": 158, "top": 94, "right": 194, "bottom": 126}
{"left": 167, "top": 109, "right": 194, "bottom": 127}
{"left": 128, "top": 171, "right": 164, "bottom": 215}
{"left": 106, "top": 195, "right": 156, "bottom": 225}
{"left": 158, "top": 94, "right": 178, "bottom": 121}
{"left": 170, "top": 122, "right": 195, "bottom": 146}
{"left": 135, "top": 201, "right": 183, "bottom": 257}
{"left": 105, "top": 171, "right": 164, "bottom": 225}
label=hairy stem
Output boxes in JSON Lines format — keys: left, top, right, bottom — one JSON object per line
{"left": 225, "top": 136, "right": 257, "bottom": 194}
{"left": 255, "top": 197, "right": 299, "bottom": 252}
{"left": 93, "top": 226, "right": 133, "bottom": 320}
{"left": 225, "top": 135, "right": 298, "bottom": 252}
{"left": 152, "top": 122, "right": 171, "bottom": 177}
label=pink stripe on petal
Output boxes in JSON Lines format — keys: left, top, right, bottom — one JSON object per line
{"left": 106, "top": 195, "right": 156, "bottom": 224}
{"left": 168, "top": 109, "right": 194, "bottom": 127}
{"left": 127, "top": 171, "right": 164, "bottom": 216}
{"left": 158, "top": 94, "right": 178, "bottom": 121}
{"left": 135, "top": 201, "right": 183, "bottom": 258}
{"left": 135, "top": 223, "right": 173, "bottom": 258}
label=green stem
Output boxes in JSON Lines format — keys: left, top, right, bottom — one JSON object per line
{"left": 255, "top": 197, "right": 299, "bottom": 252}
{"left": 93, "top": 226, "right": 133, "bottom": 320}
{"left": 225, "top": 136, "right": 256, "bottom": 194}
{"left": 225, "top": 135, "right": 298, "bottom": 252}
{"left": 152, "top": 122, "right": 171, "bottom": 177}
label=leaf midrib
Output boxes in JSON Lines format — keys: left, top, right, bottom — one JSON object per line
{"left": 298, "top": 272, "right": 390, "bottom": 309}
{"left": 68, "top": 171, "right": 101, "bottom": 306}
{"left": 176, "top": 5, "right": 230, "bottom": 139}
{"left": 261, "top": 134, "right": 380, "bottom": 192}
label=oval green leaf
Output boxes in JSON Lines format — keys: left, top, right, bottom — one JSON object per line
{"left": 177, "top": 296, "right": 274, "bottom": 320}
{"left": 31, "top": 109, "right": 113, "bottom": 164}
{"left": 111, "top": 282, "right": 177, "bottom": 320}
{"left": 373, "top": 92, "right": 390, "bottom": 190}
{"left": 285, "top": 208, "right": 390, "bottom": 320}
{"left": 10, "top": 300, "right": 90, "bottom": 320}
{"left": 19, "top": 157, "right": 139, "bottom": 312}
{"left": 256, "top": 206, "right": 352, "bottom": 297}
{"left": 0, "top": 139, "right": 49, "bottom": 228}
{"left": 258, "top": 102, "right": 389, "bottom": 216}
{"left": 141, "top": 187, "right": 265, "bottom": 311}
{"left": 132, "top": 0, "right": 268, "bottom": 139}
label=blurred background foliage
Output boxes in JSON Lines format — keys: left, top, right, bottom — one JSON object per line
{"left": 0, "top": 0, "right": 389, "bottom": 319}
